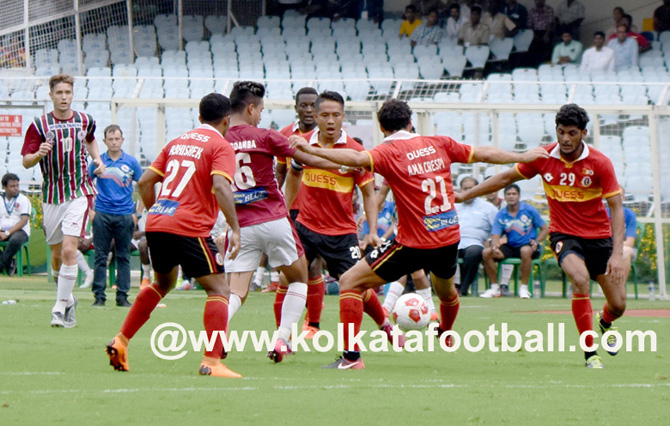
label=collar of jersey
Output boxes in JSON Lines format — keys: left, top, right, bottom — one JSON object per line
{"left": 198, "top": 123, "right": 218, "bottom": 133}
{"left": 309, "top": 128, "right": 347, "bottom": 146}
{"left": 383, "top": 130, "right": 418, "bottom": 143}
{"left": 549, "top": 141, "right": 590, "bottom": 163}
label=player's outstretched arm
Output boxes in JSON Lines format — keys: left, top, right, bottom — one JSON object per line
{"left": 455, "top": 168, "right": 523, "bottom": 203}
{"left": 471, "top": 146, "right": 549, "bottom": 164}
{"left": 213, "top": 174, "right": 241, "bottom": 260}
{"left": 291, "top": 149, "right": 341, "bottom": 169}
{"left": 289, "top": 135, "right": 371, "bottom": 168}
{"left": 138, "top": 169, "right": 162, "bottom": 210}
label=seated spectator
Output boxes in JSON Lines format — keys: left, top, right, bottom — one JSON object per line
{"left": 605, "top": 7, "right": 638, "bottom": 39}
{"left": 454, "top": 177, "right": 498, "bottom": 296}
{"left": 580, "top": 31, "right": 615, "bottom": 74}
{"left": 458, "top": 5, "right": 490, "bottom": 46}
{"left": 551, "top": 31, "right": 583, "bottom": 65}
{"left": 480, "top": 184, "right": 548, "bottom": 299}
{"left": 484, "top": 0, "right": 517, "bottom": 40}
{"left": 446, "top": 3, "right": 468, "bottom": 42}
{"left": 501, "top": 0, "right": 528, "bottom": 30}
{"left": 608, "top": 24, "right": 639, "bottom": 71}
{"left": 410, "top": 0, "right": 446, "bottom": 17}
{"left": 400, "top": 4, "right": 423, "bottom": 38}
{"left": 410, "top": 8, "right": 445, "bottom": 47}
{"left": 556, "top": 0, "right": 585, "bottom": 40}
{"left": 607, "top": 15, "right": 652, "bottom": 54}
{"left": 528, "top": 0, "right": 556, "bottom": 67}
{"left": 0, "top": 173, "right": 31, "bottom": 276}
{"left": 655, "top": 0, "right": 670, "bottom": 33}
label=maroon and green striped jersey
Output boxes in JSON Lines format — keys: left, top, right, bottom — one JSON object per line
{"left": 22, "top": 111, "right": 98, "bottom": 204}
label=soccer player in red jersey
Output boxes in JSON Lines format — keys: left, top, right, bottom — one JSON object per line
{"left": 106, "top": 93, "right": 243, "bottom": 378}
{"left": 456, "top": 104, "right": 626, "bottom": 369}
{"left": 222, "top": 81, "right": 338, "bottom": 363}
{"left": 22, "top": 74, "right": 105, "bottom": 328}
{"left": 290, "top": 99, "right": 547, "bottom": 369}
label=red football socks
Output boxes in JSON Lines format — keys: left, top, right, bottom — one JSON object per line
{"left": 120, "top": 283, "right": 166, "bottom": 339}
{"left": 572, "top": 293, "right": 594, "bottom": 348}
{"left": 203, "top": 295, "right": 229, "bottom": 359}
{"left": 306, "top": 276, "right": 325, "bottom": 326}
{"left": 340, "top": 290, "right": 363, "bottom": 352}
{"left": 362, "top": 289, "right": 386, "bottom": 326}
{"left": 273, "top": 285, "right": 288, "bottom": 328}
{"left": 439, "top": 294, "right": 460, "bottom": 332}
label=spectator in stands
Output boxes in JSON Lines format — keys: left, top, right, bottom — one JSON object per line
{"left": 480, "top": 184, "right": 548, "bottom": 299}
{"left": 605, "top": 7, "right": 638, "bottom": 39}
{"left": 501, "top": 0, "right": 528, "bottom": 30}
{"left": 400, "top": 4, "right": 423, "bottom": 38}
{"left": 0, "top": 173, "right": 31, "bottom": 276}
{"left": 556, "top": 0, "right": 585, "bottom": 40}
{"left": 90, "top": 125, "right": 143, "bottom": 307}
{"left": 410, "top": 0, "right": 446, "bottom": 18}
{"left": 527, "top": 0, "right": 555, "bottom": 67}
{"left": 454, "top": 176, "right": 498, "bottom": 296}
{"left": 655, "top": 0, "right": 670, "bottom": 33}
{"left": 551, "top": 31, "right": 583, "bottom": 65}
{"left": 607, "top": 15, "right": 652, "bottom": 54}
{"left": 608, "top": 24, "right": 639, "bottom": 71}
{"left": 484, "top": 0, "right": 517, "bottom": 39}
{"left": 580, "top": 31, "right": 615, "bottom": 74}
{"left": 410, "top": 8, "right": 445, "bottom": 47}
{"left": 446, "top": 3, "right": 468, "bottom": 43}
{"left": 458, "top": 5, "right": 490, "bottom": 46}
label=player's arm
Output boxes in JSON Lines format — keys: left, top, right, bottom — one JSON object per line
{"left": 284, "top": 165, "right": 302, "bottom": 209}
{"left": 213, "top": 174, "right": 241, "bottom": 260}
{"left": 22, "top": 125, "right": 51, "bottom": 169}
{"left": 138, "top": 168, "right": 162, "bottom": 210}
{"left": 85, "top": 139, "right": 106, "bottom": 176}
{"left": 470, "top": 146, "right": 549, "bottom": 165}
{"left": 295, "top": 143, "right": 371, "bottom": 168}
{"left": 605, "top": 193, "right": 626, "bottom": 284}
{"left": 275, "top": 160, "right": 288, "bottom": 188}
{"left": 360, "top": 181, "right": 382, "bottom": 249}
{"left": 455, "top": 168, "right": 523, "bottom": 203}
{"left": 290, "top": 149, "right": 341, "bottom": 169}
{"left": 376, "top": 181, "right": 390, "bottom": 210}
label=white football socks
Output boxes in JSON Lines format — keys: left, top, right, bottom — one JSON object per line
{"left": 53, "top": 264, "right": 77, "bottom": 313}
{"left": 141, "top": 263, "right": 152, "bottom": 280}
{"left": 76, "top": 251, "right": 91, "bottom": 274}
{"left": 416, "top": 287, "right": 436, "bottom": 314}
{"left": 228, "top": 293, "right": 242, "bottom": 321}
{"left": 277, "top": 282, "right": 307, "bottom": 342}
{"left": 253, "top": 266, "right": 265, "bottom": 286}
{"left": 383, "top": 281, "right": 405, "bottom": 312}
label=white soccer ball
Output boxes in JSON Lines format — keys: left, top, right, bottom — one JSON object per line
{"left": 392, "top": 293, "right": 430, "bottom": 331}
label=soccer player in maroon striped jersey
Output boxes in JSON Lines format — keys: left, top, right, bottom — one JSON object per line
{"left": 22, "top": 74, "right": 105, "bottom": 328}
{"left": 290, "top": 99, "right": 547, "bottom": 369}
{"left": 456, "top": 104, "right": 626, "bottom": 369}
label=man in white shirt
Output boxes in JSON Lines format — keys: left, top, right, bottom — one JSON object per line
{"left": 580, "top": 31, "right": 615, "bottom": 74}
{"left": 446, "top": 3, "right": 468, "bottom": 42}
{"left": 0, "top": 173, "right": 31, "bottom": 275}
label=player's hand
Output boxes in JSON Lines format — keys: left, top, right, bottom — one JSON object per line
{"left": 92, "top": 158, "right": 106, "bottom": 176}
{"left": 288, "top": 135, "right": 310, "bottom": 151}
{"left": 361, "top": 233, "right": 383, "bottom": 250}
{"left": 0, "top": 233, "right": 7, "bottom": 242}
{"left": 454, "top": 190, "right": 465, "bottom": 203}
{"left": 521, "top": 147, "right": 549, "bottom": 163}
{"left": 214, "top": 235, "right": 226, "bottom": 246}
{"left": 37, "top": 142, "right": 52, "bottom": 158}
{"left": 605, "top": 252, "right": 625, "bottom": 286}
{"left": 227, "top": 229, "right": 241, "bottom": 260}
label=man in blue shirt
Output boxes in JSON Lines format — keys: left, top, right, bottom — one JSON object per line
{"left": 480, "top": 184, "right": 548, "bottom": 299}
{"left": 89, "top": 125, "right": 143, "bottom": 307}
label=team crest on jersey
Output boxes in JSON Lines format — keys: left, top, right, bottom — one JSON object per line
{"left": 215, "top": 252, "right": 224, "bottom": 266}
{"left": 581, "top": 176, "right": 592, "bottom": 187}
{"left": 543, "top": 173, "right": 553, "bottom": 182}
{"left": 77, "top": 130, "right": 87, "bottom": 141}
{"left": 555, "top": 241, "right": 563, "bottom": 254}
{"left": 121, "top": 165, "right": 131, "bottom": 173}
{"left": 582, "top": 168, "right": 594, "bottom": 176}
{"left": 46, "top": 131, "right": 55, "bottom": 142}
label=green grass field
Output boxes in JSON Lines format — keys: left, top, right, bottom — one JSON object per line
{"left": 1, "top": 276, "right": 668, "bottom": 425}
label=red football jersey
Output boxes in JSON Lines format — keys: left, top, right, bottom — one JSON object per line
{"left": 367, "top": 131, "right": 473, "bottom": 249}
{"left": 278, "top": 121, "right": 311, "bottom": 211}
{"left": 146, "top": 124, "right": 236, "bottom": 237}
{"left": 516, "top": 142, "right": 620, "bottom": 239}
{"left": 296, "top": 129, "right": 375, "bottom": 236}
{"left": 225, "top": 124, "right": 296, "bottom": 228}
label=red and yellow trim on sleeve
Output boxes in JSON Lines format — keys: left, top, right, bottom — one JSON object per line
{"left": 603, "top": 188, "right": 622, "bottom": 199}
{"left": 148, "top": 166, "right": 165, "bottom": 177}
{"left": 513, "top": 164, "right": 532, "bottom": 180}
{"left": 364, "top": 151, "right": 374, "bottom": 174}
{"left": 465, "top": 146, "right": 475, "bottom": 164}
{"left": 211, "top": 170, "right": 233, "bottom": 183}
{"left": 357, "top": 177, "right": 375, "bottom": 188}
{"left": 276, "top": 157, "right": 287, "bottom": 165}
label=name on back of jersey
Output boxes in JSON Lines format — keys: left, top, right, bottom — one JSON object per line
{"left": 408, "top": 157, "right": 446, "bottom": 176}
{"left": 230, "top": 140, "right": 257, "bottom": 151}
{"left": 168, "top": 144, "right": 203, "bottom": 159}
{"left": 148, "top": 199, "right": 180, "bottom": 216}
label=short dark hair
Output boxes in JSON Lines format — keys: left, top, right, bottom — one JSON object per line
{"left": 229, "top": 81, "right": 265, "bottom": 113}
{"left": 471, "top": 5, "right": 482, "bottom": 15}
{"left": 2, "top": 173, "right": 19, "bottom": 188}
{"left": 104, "top": 124, "right": 123, "bottom": 138}
{"left": 594, "top": 31, "right": 605, "bottom": 38}
{"left": 613, "top": 6, "right": 624, "bottom": 14}
{"left": 199, "top": 93, "right": 232, "bottom": 123}
{"left": 504, "top": 184, "right": 520, "bottom": 195}
{"left": 295, "top": 87, "right": 318, "bottom": 105}
{"left": 427, "top": 7, "right": 439, "bottom": 16}
{"left": 405, "top": 4, "right": 417, "bottom": 12}
{"left": 623, "top": 14, "right": 632, "bottom": 23}
{"left": 315, "top": 91, "right": 345, "bottom": 110}
{"left": 555, "top": 104, "right": 589, "bottom": 130}
{"left": 460, "top": 176, "right": 478, "bottom": 188}
{"left": 377, "top": 99, "right": 412, "bottom": 132}
{"left": 449, "top": 3, "right": 460, "bottom": 12}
